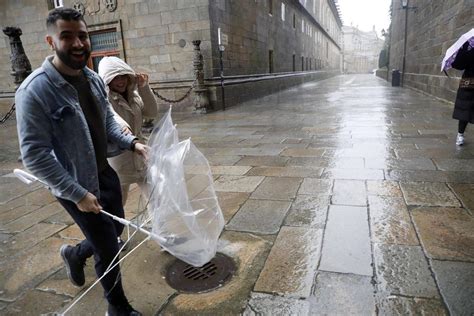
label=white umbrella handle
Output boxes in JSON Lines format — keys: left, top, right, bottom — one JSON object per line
{"left": 14, "top": 169, "right": 39, "bottom": 185}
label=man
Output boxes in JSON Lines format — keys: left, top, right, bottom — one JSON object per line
{"left": 16, "top": 8, "right": 143, "bottom": 316}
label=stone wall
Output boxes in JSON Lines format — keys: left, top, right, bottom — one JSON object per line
{"left": 0, "top": 0, "right": 342, "bottom": 112}
{"left": 207, "top": 0, "right": 342, "bottom": 77}
{"left": 0, "top": 0, "right": 211, "bottom": 92}
{"left": 388, "top": 0, "right": 473, "bottom": 102}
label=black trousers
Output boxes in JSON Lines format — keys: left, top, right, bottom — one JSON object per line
{"left": 57, "top": 165, "right": 127, "bottom": 306}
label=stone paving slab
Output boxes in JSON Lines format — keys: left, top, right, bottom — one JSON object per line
{"left": 387, "top": 169, "right": 474, "bottom": 183}
{"left": 373, "top": 244, "right": 439, "bottom": 298}
{"left": 308, "top": 271, "right": 375, "bottom": 315}
{"left": 433, "top": 158, "right": 474, "bottom": 171}
{"left": 319, "top": 205, "right": 372, "bottom": 276}
{"left": 400, "top": 182, "right": 461, "bottom": 207}
{"left": 3, "top": 289, "right": 70, "bottom": 315}
{"left": 2, "top": 202, "right": 62, "bottom": 234}
{"left": 216, "top": 192, "right": 250, "bottom": 223}
{"left": 0, "top": 186, "right": 55, "bottom": 214}
{"left": 448, "top": 183, "right": 474, "bottom": 212}
{"left": 0, "top": 237, "right": 64, "bottom": 301}
{"left": 367, "top": 180, "right": 403, "bottom": 197}
{"left": 365, "top": 157, "right": 437, "bottom": 170}
{"left": 321, "top": 168, "right": 385, "bottom": 180}
{"left": 214, "top": 175, "right": 264, "bottom": 192}
{"left": 431, "top": 260, "right": 474, "bottom": 316}
{"left": 210, "top": 165, "right": 252, "bottom": 176}
{"left": 243, "top": 292, "right": 310, "bottom": 315}
{"left": 298, "top": 178, "right": 333, "bottom": 195}
{"left": 411, "top": 207, "right": 474, "bottom": 262}
{"left": 280, "top": 148, "right": 325, "bottom": 158}
{"left": 254, "top": 226, "right": 322, "bottom": 297}
{"left": 369, "top": 196, "right": 418, "bottom": 246}
{"left": 284, "top": 195, "right": 330, "bottom": 228}
{"left": 247, "top": 166, "right": 323, "bottom": 178}
{"left": 377, "top": 296, "right": 447, "bottom": 316}
{"left": 226, "top": 199, "right": 291, "bottom": 234}
{"left": 331, "top": 179, "right": 366, "bottom": 206}
{"left": 235, "top": 155, "right": 289, "bottom": 167}
{"left": 250, "top": 177, "right": 301, "bottom": 201}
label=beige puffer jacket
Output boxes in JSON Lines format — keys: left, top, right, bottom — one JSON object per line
{"left": 98, "top": 56, "right": 158, "bottom": 185}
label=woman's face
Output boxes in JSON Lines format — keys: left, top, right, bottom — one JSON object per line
{"left": 109, "top": 74, "right": 129, "bottom": 94}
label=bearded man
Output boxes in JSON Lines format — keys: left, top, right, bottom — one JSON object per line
{"left": 15, "top": 8, "right": 145, "bottom": 316}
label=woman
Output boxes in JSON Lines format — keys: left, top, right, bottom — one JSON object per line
{"left": 98, "top": 56, "right": 158, "bottom": 205}
{"left": 452, "top": 42, "right": 474, "bottom": 146}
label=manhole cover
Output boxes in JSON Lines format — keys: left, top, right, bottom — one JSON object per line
{"left": 165, "top": 253, "right": 236, "bottom": 293}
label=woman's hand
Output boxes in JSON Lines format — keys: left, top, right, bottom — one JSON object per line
{"left": 136, "top": 73, "right": 149, "bottom": 88}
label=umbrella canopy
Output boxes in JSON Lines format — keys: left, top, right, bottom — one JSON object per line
{"left": 441, "top": 28, "right": 474, "bottom": 71}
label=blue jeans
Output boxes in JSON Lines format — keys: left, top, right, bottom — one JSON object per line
{"left": 57, "top": 165, "right": 127, "bottom": 305}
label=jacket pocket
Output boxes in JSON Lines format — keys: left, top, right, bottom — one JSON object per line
{"left": 51, "top": 104, "right": 76, "bottom": 121}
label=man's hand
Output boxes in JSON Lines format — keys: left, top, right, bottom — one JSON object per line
{"left": 77, "top": 192, "right": 101, "bottom": 214}
{"left": 134, "top": 142, "right": 149, "bottom": 161}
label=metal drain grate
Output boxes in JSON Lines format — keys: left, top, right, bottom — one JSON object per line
{"left": 165, "top": 253, "right": 236, "bottom": 293}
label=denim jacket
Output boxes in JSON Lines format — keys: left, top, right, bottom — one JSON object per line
{"left": 15, "top": 56, "right": 136, "bottom": 203}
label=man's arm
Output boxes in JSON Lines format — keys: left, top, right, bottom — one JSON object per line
{"left": 15, "top": 86, "right": 88, "bottom": 204}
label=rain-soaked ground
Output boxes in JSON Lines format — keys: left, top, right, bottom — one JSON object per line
{"left": 0, "top": 74, "right": 473, "bottom": 315}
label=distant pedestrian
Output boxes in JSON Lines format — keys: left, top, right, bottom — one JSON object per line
{"left": 452, "top": 42, "right": 474, "bottom": 146}
{"left": 98, "top": 56, "right": 159, "bottom": 206}
{"left": 15, "top": 8, "right": 145, "bottom": 315}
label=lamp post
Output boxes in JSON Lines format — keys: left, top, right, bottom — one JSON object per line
{"left": 218, "top": 27, "right": 226, "bottom": 111}
{"left": 401, "top": 0, "right": 409, "bottom": 87}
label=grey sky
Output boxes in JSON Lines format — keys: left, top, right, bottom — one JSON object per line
{"left": 337, "top": 0, "right": 392, "bottom": 35}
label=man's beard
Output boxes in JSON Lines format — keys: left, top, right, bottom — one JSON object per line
{"left": 56, "top": 48, "right": 91, "bottom": 70}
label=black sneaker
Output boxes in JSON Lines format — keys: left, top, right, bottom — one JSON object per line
{"left": 60, "top": 244, "right": 86, "bottom": 287}
{"left": 106, "top": 302, "right": 142, "bottom": 316}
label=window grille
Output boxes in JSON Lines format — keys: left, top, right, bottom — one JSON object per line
{"left": 88, "top": 28, "right": 120, "bottom": 71}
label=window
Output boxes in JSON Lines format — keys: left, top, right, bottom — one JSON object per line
{"left": 281, "top": 3, "right": 286, "bottom": 21}
{"left": 301, "top": 56, "right": 304, "bottom": 71}
{"left": 268, "top": 50, "right": 274, "bottom": 73}
{"left": 301, "top": 20, "right": 305, "bottom": 33}
{"left": 88, "top": 28, "right": 120, "bottom": 71}
{"left": 268, "top": 0, "right": 273, "bottom": 15}
{"left": 292, "top": 54, "right": 296, "bottom": 71}
{"left": 293, "top": 13, "right": 296, "bottom": 28}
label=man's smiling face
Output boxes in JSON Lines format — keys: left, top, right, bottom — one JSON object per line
{"left": 47, "top": 19, "right": 91, "bottom": 71}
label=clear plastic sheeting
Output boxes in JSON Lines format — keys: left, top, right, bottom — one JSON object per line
{"left": 147, "top": 108, "right": 224, "bottom": 267}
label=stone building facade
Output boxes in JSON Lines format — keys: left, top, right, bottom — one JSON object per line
{"left": 0, "top": 0, "right": 342, "bottom": 111}
{"left": 342, "top": 25, "right": 384, "bottom": 74}
{"left": 381, "top": 0, "right": 473, "bottom": 103}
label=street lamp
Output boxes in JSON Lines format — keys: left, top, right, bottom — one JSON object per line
{"left": 401, "top": 0, "right": 408, "bottom": 8}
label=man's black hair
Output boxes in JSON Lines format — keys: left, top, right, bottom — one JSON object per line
{"left": 46, "top": 7, "right": 86, "bottom": 29}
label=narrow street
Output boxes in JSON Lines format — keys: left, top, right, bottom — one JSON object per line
{"left": 1, "top": 74, "right": 473, "bottom": 315}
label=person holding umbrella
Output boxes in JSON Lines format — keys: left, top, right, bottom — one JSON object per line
{"left": 442, "top": 28, "right": 474, "bottom": 146}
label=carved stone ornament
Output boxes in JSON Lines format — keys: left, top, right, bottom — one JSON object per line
{"left": 103, "top": 0, "right": 117, "bottom": 12}
{"left": 2, "top": 26, "right": 32, "bottom": 87}
{"left": 73, "top": 2, "right": 86, "bottom": 15}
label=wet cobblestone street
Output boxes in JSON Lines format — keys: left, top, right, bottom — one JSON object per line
{"left": 1, "top": 74, "right": 473, "bottom": 315}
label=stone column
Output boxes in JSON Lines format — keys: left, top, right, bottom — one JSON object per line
{"left": 2, "top": 27, "right": 32, "bottom": 89}
{"left": 192, "top": 40, "right": 209, "bottom": 114}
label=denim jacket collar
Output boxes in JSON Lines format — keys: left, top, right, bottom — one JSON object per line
{"left": 42, "top": 56, "right": 96, "bottom": 89}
